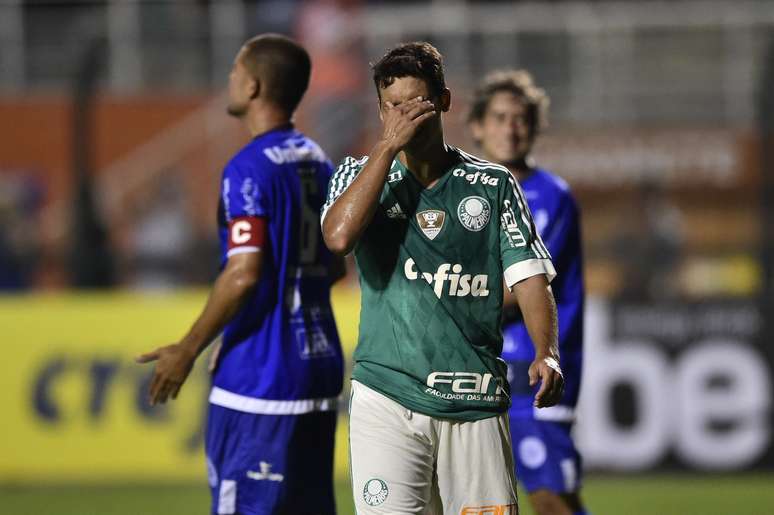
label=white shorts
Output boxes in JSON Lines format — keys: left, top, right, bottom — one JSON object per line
{"left": 349, "top": 380, "right": 519, "bottom": 515}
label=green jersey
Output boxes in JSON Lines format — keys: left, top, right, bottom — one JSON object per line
{"left": 322, "top": 147, "right": 555, "bottom": 421}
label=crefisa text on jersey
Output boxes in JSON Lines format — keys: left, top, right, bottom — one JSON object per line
{"left": 452, "top": 168, "right": 500, "bottom": 187}
{"left": 403, "top": 258, "right": 489, "bottom": 299}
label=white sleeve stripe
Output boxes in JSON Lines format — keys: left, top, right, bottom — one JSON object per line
{"left": 530, "top": 242, "right": 542, "bottom": 260}
{"left": 326, "top": 164, "right": 343, "bottom": 204}
{"left": 532, "top": 241, "right": 548, "bottom": 261}
{"left": 334, "top": 162, "right": 352, "bottom": 194}
{"left": 323, "top": 165, "right": 356, "bottom": 215}
{"left": 323, "top": 164, "right": 348, "bottom": 212}
{"left": 328, "top": 162, "right": 354, "bottom": 204}
{"left": 504, "top": 258, "right": 557, "bottom": 289}
{"left": 507, "top": 175, "right": 550, "bottom": 259}
{"left": 508, "top": 176, "right": 533, "bottom": 234}
{"left": 325, "top": 163, "right": 350, "bottom": 209}
{"left": 508, "top": 175, "right": 537, "bottom": 243}
{"left": 321, "top": 162, "right": 360, "bottom": 225}
{"left": 340, "top": 163, "right": 356, "bottom": 194}
{"left": 226, "top": 246, "right": 260, "bottom": 258}
{"left": 458, "top": 153, "right": 512, "bottom": 175}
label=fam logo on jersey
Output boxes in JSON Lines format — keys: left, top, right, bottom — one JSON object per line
{"left": 388, "top": 169, "right": 403, "bottom": 183}
{"left": 416, "top": 210, "right": 446, "bottom": 240}
{"left": 363, "top": 478, "right": 389, "bottom": 506}
{"left": 460, "top": 504, "right": 518, "bottom": 515}
{"left": 452, "top": 169, "right": 500, "bottom": 187}
{"left": 501, "top": 199, "right": 527, "bottom": 248}
{"left": 404, "top": 258, "right": 489, "bottom": 299}
{"left": 457, "top": 196, "right": 491, "bottom": 232}
{"left": 426, "top": 371, "right": 507, "bottom": 398}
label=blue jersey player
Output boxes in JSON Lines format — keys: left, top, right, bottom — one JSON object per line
{"left": 137, "top": 34, "right": 344, "bottom": 515}
{"left": 469, "top": 70, "right": 588, "bottom": 515}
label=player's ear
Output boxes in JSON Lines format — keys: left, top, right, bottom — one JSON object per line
{"left": 377, "top": 99, "right": 385, "bottom": 122}
{"left": 439, "top": 88, "right": 451, "bottom": 113}
{"left": 249, "top": 76, "right": 260, "bottom": 101}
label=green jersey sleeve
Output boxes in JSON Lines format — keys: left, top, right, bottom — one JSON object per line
{"left": 320, "top": 155, "right": 368, "bottom": 224}
{"left": 500, "top": 174, "right": 557, "bottom": 289}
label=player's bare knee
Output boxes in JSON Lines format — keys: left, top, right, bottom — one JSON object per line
{"left": 528, "top": 489, "right": 573, "bottom": 515}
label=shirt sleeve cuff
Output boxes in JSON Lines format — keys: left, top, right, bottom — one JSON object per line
{"left": 504, "top": 258, "right": 557, "bottom": 290}
{"left": 226, "top": 246, "right": 261, "bottom": 258}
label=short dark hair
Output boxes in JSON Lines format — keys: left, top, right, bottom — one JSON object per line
{"left": 468, "top": 69, "right": 549, "bottom": 136}
{"left": 241, "top": 34, "right": 311, "bottom": 113}
{"left": 371, "top": 42, "right": 446, "bottom": 100}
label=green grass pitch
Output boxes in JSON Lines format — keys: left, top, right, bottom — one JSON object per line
{"left": 1, "top": 474, "right": 773, "bottom": 515}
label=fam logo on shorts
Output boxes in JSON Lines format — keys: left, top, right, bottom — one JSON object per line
{"left": 363, "top": 478, "right": 389, "bottom": 506}
{"left": 460, "top": 504, "right": 518, "bottom": 515}
{"left": 416, "top": 209, "right": 446, "bottom": 240}
{"left": 457, "top": 196, "right": 491, "bottom": 232}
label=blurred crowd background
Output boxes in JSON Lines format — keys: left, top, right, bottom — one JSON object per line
{"left": 1, "top": 0, "right": 770, "bottom": 298}
{"left": 2, "top": 0, "right": 774, "bottom": 509}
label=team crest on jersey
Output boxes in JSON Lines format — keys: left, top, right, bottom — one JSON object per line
{"left": 457, "top": 196, "right": 491, "bottom": 232}
{"left": 363, "top": 478, "right": 389, "bottom": 506}
{"left": 416, "top": 210, "right": 445, "bottom": 240}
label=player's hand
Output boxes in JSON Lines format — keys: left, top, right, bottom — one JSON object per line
{"left": 529, "top": 355, "right": 564, "bottom": 408}
{"left": 136, "top": 343, "right": 196, "bottom": 405}
{"left": 379, "top": 96, "right": 437, "bottom": 152}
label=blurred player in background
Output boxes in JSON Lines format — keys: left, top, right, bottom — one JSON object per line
{"left": 137, "top": 34, "right": 344, "bottom": 515}
{"left": 469, "top": 70, "right": 588, "bottom": 515}
{"left": 322, "top": 42, "right": 563, "bottom": 514}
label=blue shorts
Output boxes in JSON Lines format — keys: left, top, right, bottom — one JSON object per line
{"left": 205, "top": 404, "right": 337, "bottom": 515}
{"left": 509, "top": 416, "right": 582, "bottom": 494}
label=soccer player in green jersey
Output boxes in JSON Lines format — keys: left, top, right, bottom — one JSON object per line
{"left": 322, "top": 42, "right": 564, "bottom": 514}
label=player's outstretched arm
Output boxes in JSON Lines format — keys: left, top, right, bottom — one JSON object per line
{"left": 136, "top": 251, "right": 263, "bottom": 405}
{"left": 512, "top": 273, "right": 564, "bottom": 408}
{"left": 322, "top": 97, "right": 436, "bottom": 255}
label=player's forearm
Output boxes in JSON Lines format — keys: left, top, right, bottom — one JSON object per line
{"left": 513, "top": 274, "right": 559, "bottom": 359}
{"left": 179, "top": 264, "right": 258, "bottom": 357}
{"left": 503, "top": 279, "right": 519, "bottom": 309}
{"left": 322, "top": 141, "right": 398, "bottom": 255}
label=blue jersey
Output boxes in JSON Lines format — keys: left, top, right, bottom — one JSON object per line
{"left": 209, "top": 126, "right": 343, "bottom": 413}
{"left": 504, "top": 168, "right": 584, "bottom": 421}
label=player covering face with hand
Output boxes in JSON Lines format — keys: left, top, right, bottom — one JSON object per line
{"left": 137, "top": 34, "right": 345, "bottom": 515}
{"left": 322, "top": 42, "right": 563, "bottom": 514}
{"left": 469, "top": 69, "right": 589, "bottom": 515}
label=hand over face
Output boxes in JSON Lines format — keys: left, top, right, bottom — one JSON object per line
{"left": 380, "top": 96, "right": 437, "bottom": 151}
